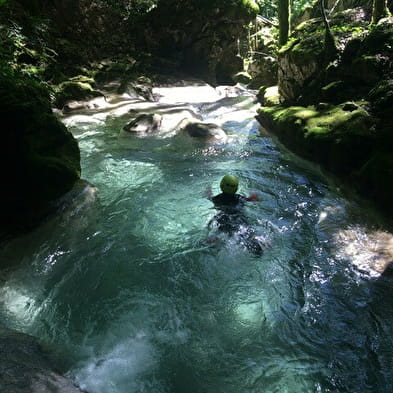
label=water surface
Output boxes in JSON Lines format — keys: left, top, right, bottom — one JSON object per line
{"left": 1, "top": 83, "right": 393, "bottom": 393}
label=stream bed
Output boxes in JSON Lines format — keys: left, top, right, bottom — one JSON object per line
{"left": 1, "top": 82, "right": 393, "bottom": 393}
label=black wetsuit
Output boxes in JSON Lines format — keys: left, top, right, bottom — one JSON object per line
{"left": 210, "top": 193, "right": 263, "bottom": 255}
{"left": 211, "top": 193, "right": 248, "bottom": 234}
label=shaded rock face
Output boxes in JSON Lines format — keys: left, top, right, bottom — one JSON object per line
{"left": 48, "top": 0, "right": 133, "bottom": 61}
{"left": 142, "top": 0, "right": 258, "bottom": 85}
{"left": 278, "top": 9, "right": 393, "bottom": 105}
{"left": 277, "top": 17, "right": 324, "bottom": 103}
{"left": 257, "top": 102, "right": 376, "bottom": 174}
{"left": 278, "top": 9, "right": 367, "bottom": 103}
{"left": 247, "top": 55, "right": 278, "bottom": 89}
{"left": 269, "top": 12, "right": 393, "bottom": 218}
{"left": 246, "top": 25, "right": 278, "bottom": 89}
{"left": 0, "top": 73, "right": 81, "bottom": 235}
{"left": 0, "top": 325, "right": 84, "bottom": 393}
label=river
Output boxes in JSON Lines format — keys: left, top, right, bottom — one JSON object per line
{"left": 1, "top": 82, "right": 393, "bottom": 393}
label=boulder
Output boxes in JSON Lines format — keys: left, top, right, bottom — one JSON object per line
{"left": 277, "top": 18, "right": 323, "bottom": 103}
{"left": 257, "top": 102, "right": 375, "bottom": 174}
{"left": 247, "top": 55, "right": 278, "bottom": 89}
{"left": 262, "top": 86, "right": 281, "bottom": 106}
{"left": 278, "top": 9, "right": 374, "bottom": 104}
{"left": 216, "top": 54, "right": 245, "bottom": 85}
{"left": 257, "top": 13, "right": 393, "bottom": 217}
{"left": 0, "top": 71, "right": 81, "bottom": 237}
{"left": 117, "top": 76, "right": 155, "bottom": 101}
{"left": 0, "top": 325, "right": 85, "bottom": 393}
{"left": 232, "top": 71, "right": 252, "bottom": 85}
{"left": 123, "top": 113, "right": 163, "bottom": 134}
{"left": 179, "top": 121, "right": 227, "bottom": 142}
{"left": 54, "top": 81, "right": 103, "bottom": 109}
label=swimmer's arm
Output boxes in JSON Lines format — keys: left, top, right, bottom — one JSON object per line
{"left": 245, "top": 192, "right": 259, "bottom": 202}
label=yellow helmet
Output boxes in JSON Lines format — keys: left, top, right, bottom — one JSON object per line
{"left": 220, "top": 174, "right": 239, "bottom": 194}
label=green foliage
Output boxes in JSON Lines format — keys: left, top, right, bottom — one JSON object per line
{"left": 103, "top": 0, "right": 158, "bottom": 18}
{"left": 255, "top": 0, "right": 277, "bottom": 18}
{"left": 0, "top": 17, "right": 57, "bottom": 79}
{"left": 255, "top": 0, "right": 316, "bottom": 19}
{"left": 291, "top": 0, "right": 316, "bottom": 19}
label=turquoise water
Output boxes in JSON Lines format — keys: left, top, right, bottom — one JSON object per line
{"left": 1, "top": 84, "right": 393, "bottom": 393}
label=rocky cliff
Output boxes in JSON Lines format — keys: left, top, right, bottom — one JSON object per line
{"left": 257, "top": 8, "right": 393, "bottom": 218}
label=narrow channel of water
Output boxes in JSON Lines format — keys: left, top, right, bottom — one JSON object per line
{"left": 1, "top": 83, "right": 393, "bottom": 393}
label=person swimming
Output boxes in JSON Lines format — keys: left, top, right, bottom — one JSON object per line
{"left": 206, "top": 174, "right": 264, "bottom": 255}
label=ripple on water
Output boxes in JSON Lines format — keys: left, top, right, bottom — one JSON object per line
{"left": 1, "top": 84, "right": 393, "bottom": 393}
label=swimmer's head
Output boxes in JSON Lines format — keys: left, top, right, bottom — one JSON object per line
{"left": 220, "top": 174, "right": 239, "bottom": 194}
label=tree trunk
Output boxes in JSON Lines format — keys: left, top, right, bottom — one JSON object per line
{"left": 278, "top": 0, "right": 291, "bottom": 46}
{"left": 371, "top": 0, "right": 390, "bottom": 24}
{"left": 320, "top": 0, "right": 338, "bottom": 63}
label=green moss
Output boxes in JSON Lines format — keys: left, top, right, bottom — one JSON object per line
{"left": 69, "top": 75, "right": 96, "bottom": 85}
{"left": 305, "top": 104, "right": 371, "bottom": 136}
{"left": 233, "top": 71, "right": 252, "bottom": 84}
{"left": 241, "top": 0, "right": 259, "bottom": 16}
{"left": 263, "top": 86, "right": 280, "bottom": 106}
{"left": 54, "top": 80, "right": 102, "bottom": 108}
{"left": 368, "top": 79, "right": 393, "bottom": 109}
{"left": 257, "top": 102, "right": 375, "bottom": 175}
{"left": 269, "top": 106, "right": 318, "bottom": 123}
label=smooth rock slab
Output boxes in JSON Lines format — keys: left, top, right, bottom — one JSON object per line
{"left": 0, "top": 325, "right": 85, "bottom": 393}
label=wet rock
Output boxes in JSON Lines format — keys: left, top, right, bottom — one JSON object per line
{"left": 262, "top": 86, "right": 281, "bottom": 106}
{"left": 0, "top": 72, "right": 81, "bottom": 239}
{"left": 54, "top": 81, "right": 103, "bottom": 109}
{"left": 0, "top": 325, "right": 85, "bottom": 393}
{"left": 123, "top": 113, "right": 163, "bottom": 134}
{"left": 179, "top": 121, "right": 227, "bottom": 142}
{"left": 117, "top": 76, "right": 155, "bottom": 101}
{"left": 232, "top": 71, "right": 252, "bottom": 85}
{"left": 256, "top": 101, "right": 375, "bottom": 174}
{"left": 159, "top": 109, "right": 202, "bottom": 134}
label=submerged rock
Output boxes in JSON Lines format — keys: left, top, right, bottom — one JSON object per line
{"left": 0, "top": 325, "right": 85, "bottom": 393}
{"left": 179, "top": 121, "right": 227, "bottom": 142}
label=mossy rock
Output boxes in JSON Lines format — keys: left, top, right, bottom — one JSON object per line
{"left": 263, "top": 86, "right": 281, "bottom": 106}
{"left": 0, "top": 71, "right": 81, "bottom": 234}
{"left": 233, "top": 71, "right": 252, "bottom": 85}
{"left": 368, "top": 79, "right": 393, "bottom": 110}
{"left": 257, "top": 101, "right": 375, "bottom": 174}
{"left": 69, "top": 75, "right": 96, "bottom": 86}
{"left": 94, "top": 59, "right": 137, "bottom": 83}
{"left": 362, "top": 19, "right": 393, "bottom": 55}
{"left": 54, "top": 81, "right": 103, "bottom": 108}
